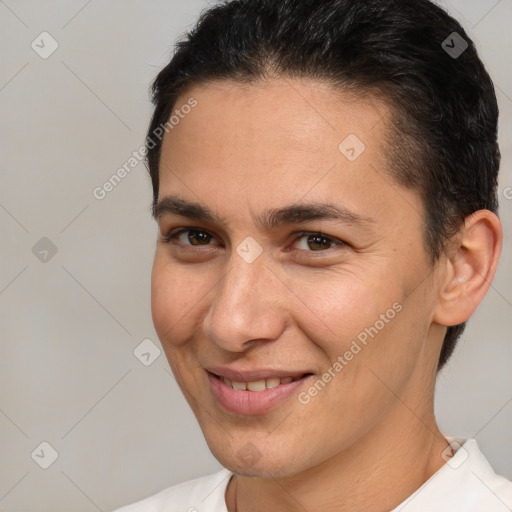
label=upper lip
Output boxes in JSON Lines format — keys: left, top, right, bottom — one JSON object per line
{"left": 206, "top": 366, "right": 312, "bottom": 382}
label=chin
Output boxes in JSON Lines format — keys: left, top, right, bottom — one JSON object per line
{"left": 204, "top": 430, "right": 313, "bottom": 478}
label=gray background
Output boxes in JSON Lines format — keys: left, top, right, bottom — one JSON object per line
{"left": 0, "top": 1, "right": 510, "bottom": 510}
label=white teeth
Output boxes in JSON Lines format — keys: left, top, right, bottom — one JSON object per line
{"left": 265, "top": 377, "right": 280, "bottom": 388}
{"left": 222, "top": 375, "right": 300, "bottom": 391}
{"left": 232, "top": 380, "right": 247, "bottom": 391}
{"left": 247, "top": 380, "right": 266, "bottom": 391}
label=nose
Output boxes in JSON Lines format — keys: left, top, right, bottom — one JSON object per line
{"left": 202, "top": 253, "right": 287, "bottom": 353}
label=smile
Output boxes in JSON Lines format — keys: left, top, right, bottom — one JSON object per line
{"left": 218, "top": 374, "right": 301, "bottom": 391}
{"left": 206, "top": 370, "right": 314, "bottom": 415}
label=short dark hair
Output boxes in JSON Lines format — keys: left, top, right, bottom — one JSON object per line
{"left": 145, "top": 0, "right": 500, "bottom": 370}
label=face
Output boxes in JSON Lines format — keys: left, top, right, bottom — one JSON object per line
{"left": 151, "top": 78, "right": 445, "bottom": 478}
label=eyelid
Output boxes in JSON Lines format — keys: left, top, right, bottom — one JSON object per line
{"left": 161, "top": 226, "right": 221, "bottom": 245}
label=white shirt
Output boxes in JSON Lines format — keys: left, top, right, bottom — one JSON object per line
{"left": 113, "top": 438, "right": 512, "bottom": 511}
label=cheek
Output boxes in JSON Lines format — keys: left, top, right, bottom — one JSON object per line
{"left": 289, "top": 264, "right": 425, "bottom": 403}
{"left": 288, "top": 267, "right": 402, "bottom": 356}
{"left": 150, "top": 254, "right": 212, "bottom": 347}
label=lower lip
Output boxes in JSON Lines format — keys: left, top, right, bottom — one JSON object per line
{"left": 207, "top": 372, "right": 312, "bottom": 415}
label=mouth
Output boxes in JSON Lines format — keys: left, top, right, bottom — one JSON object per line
{"left": 205, "top": 369, "right": 314, "bottom": 415}
{"left": 208, "top": 371, "right": 311, "bottom": 391}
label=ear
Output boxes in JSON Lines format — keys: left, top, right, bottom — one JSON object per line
{"left": 433, "top": 210, "right": 502, "bottom": 327}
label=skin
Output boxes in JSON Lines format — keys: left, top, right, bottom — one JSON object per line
{"left": 150, "top": 78, "right": 502, "bottom": 512}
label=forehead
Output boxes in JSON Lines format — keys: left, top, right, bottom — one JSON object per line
{"left": 165, "top": 78, "right": 389, "bottom": 160}
{"left": 156, "top": 78, "right": 417, "bottom": 229}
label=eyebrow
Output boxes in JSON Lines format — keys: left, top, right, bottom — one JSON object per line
{"left": 152, "top": 194, "right": 375, "bottom": 229}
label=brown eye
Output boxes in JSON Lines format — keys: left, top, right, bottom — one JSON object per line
{"left": 307, "top": 234, "right": 333, "bottom": 251}
{"left": 186, "top": 230, "right": 212, "bottom": 245}
{"left": 162, "top": 228, "right": 218, "bottom": 247}
{"left": 293, "top": 233, "right": 338, "bottom": 251}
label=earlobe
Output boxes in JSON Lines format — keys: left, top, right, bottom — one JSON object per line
{"left": 433, "top": 210, "right": 502, "bottom": 327}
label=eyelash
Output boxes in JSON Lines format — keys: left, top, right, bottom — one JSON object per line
{"left": 160, "top": 227, "right": 346, "bottom": 254}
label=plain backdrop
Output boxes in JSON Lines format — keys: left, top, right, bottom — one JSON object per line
{"left": 0, "top": 1, "right": 511, "bottom": 510}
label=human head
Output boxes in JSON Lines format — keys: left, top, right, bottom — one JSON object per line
{"left": 147, "top": 0, "right": 503, "bottom": 480}
{"left": 145, "top": 0, "right": 500, "bottom": 371}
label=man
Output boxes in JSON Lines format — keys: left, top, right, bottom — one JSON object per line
{"left": 114, "top": 0, "right": 511, "bottom": 510}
